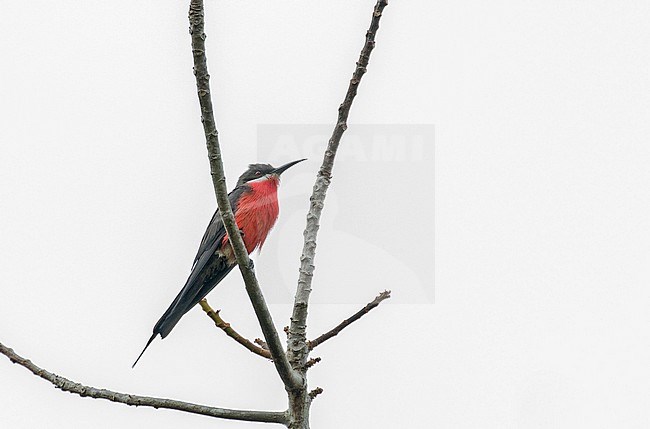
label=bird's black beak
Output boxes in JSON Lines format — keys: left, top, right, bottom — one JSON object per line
{"left": 272, "top": 158, "right": 307, "bottom": 176}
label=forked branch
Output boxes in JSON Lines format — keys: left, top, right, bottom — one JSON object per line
{"left": 1, "top": 2, "right": 392, "bottom": 428}
{"left": 0, "top": 342, "right": 288, "bottom": 425}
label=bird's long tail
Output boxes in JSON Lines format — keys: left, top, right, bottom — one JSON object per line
{"left": 132, "top": 332, "right": 157, "bottom": 368}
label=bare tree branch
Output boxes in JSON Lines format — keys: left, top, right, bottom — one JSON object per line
{"left": 255, "top": 338, "right": 270, "bottom": 351}
{"left": 199, "top": 299, "right": 272, "bottom": 359}
{"left": 304, "top": 357, "right": 321, "bottom": 369}
{"left": 188, "top": 0, "right": 301, "bottom": 391}
{"left": 0, "top": 341, "right": 288, "bottom": 425}
{"left": 308, "top": 387, "right": 323, "bottom": 400}
{"left": 308, "top": 290, "right": 391, "bottom": 350}
{"left": 287, "top": 0, "right": 390, "bottom": 369}
{"left": 286, "top": 2, "right": 390, "bottom": 427}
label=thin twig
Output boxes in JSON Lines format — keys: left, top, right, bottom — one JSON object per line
{"left": 255, "top": 338, "right": 270, "bottom": 351}
{"left": 199, "top": 299, "right": 272, "bottom": 359}
{"left": 0, "top": 342, "right": 288, "bottom": 425}
{"left": 287, "top": 0, "right": 390, "bottom": 370}
{"left": 308, "top": 290, "right": 391, "bottom": 350}
{"left": 304, "top": 357, "right": 321, "bottom": 369}
{"left": 308, "top": 387, "right": 323, "bottom": 400}
{"left": 188, "top": 0, "right": 301, "bottom": 390}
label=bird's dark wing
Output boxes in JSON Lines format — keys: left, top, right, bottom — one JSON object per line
{"left": 133, "top": 186, "right": 250, "bottom": 367}
{"left": 192, "top": 208, "right": 224, "bottom": 269}
{"left": 154, "top": 186, "right": 248, "bottom": 337}
{"left": 192, "top": 184, "right": 249, "bottom": 268}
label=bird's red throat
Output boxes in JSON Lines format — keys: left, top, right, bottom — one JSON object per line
{"left": 221, "top": 176, "right": 280, "bottom": 259}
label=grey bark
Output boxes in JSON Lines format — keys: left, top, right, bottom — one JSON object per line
{"left": 286, "top": 1, "right": 390, "bottom": 428}
{"left": 188, "top": 0, "right": 301, "bottom": 391}
{"left": 0, "top": 342, "right": 288, "bottom": 425}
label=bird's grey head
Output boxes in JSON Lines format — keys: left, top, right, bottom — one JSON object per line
{"left": 236, "top": 159, "right": 306, "bottom": 187}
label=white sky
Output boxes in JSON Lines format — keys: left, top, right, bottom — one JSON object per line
{"left": 1, "top": 1, "right": 650, "bottom": 428}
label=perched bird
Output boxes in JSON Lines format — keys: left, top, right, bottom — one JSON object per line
{"left": 133, "top": 159, "right": 306, "bottom": 367}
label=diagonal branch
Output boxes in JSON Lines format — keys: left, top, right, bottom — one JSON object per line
{"left": 287, "top": 0, "right": 390, "bottom": 370}
{"left": 188, "top": 0, "right": 301, "bottom": 390}
{"left": 199, "top": 299, "right": 272, "bottom": 359}
{"left": 0, "top": 341, "right": 287, "bottom": 425}
{"left": 308, "top": 290, "right": 391, "bottom": 350}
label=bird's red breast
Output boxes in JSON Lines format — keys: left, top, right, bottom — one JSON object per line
{"left": 221, "top": 176, "right": 280, "bottom": 258}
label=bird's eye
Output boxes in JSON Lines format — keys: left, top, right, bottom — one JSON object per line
{"left": 255, "top": 171, "right": 262, "bottom": 176}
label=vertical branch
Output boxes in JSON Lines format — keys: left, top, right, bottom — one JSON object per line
{"left": 286, "top": 2, "right": 390, "bottom": 428}
{"left": 188, "top": 0, "right": 301, "bottom": 391}
{"left": 287, "top": 0, "right": 389, "bottom": 369}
